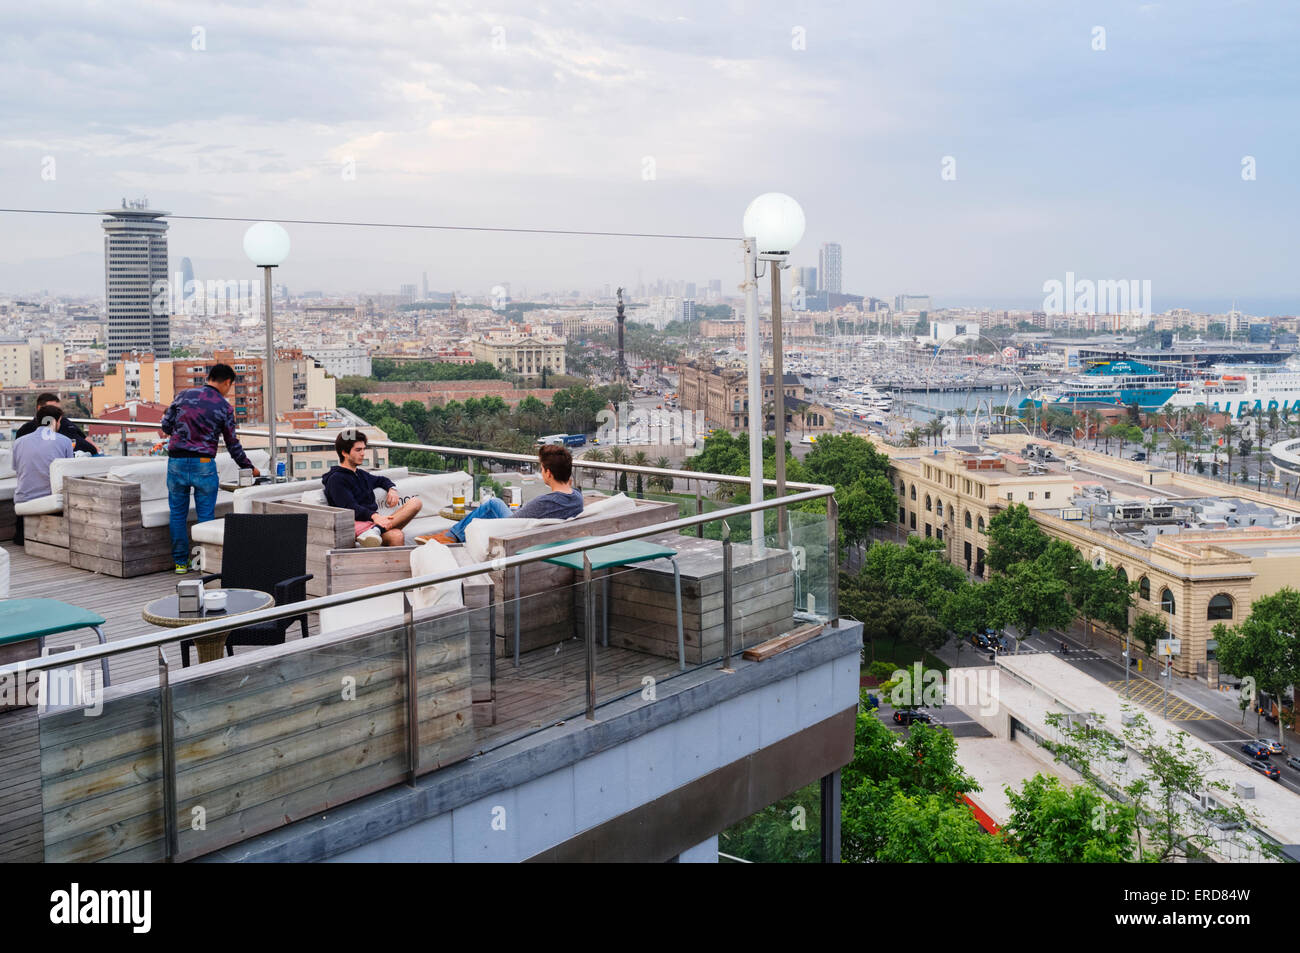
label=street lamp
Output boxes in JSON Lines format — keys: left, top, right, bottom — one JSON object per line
{"left": 743, "top": 193, "right": 805, "bottom": 547}
{"left": 243, "top": 222, "right": 291, "bottom": 479}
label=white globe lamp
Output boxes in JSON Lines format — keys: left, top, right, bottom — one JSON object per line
{"left": 742, "top": 193, "right": 805, "bottom": 258}
{"left": 243, "top": 221, "right": 291, "bottom": 267}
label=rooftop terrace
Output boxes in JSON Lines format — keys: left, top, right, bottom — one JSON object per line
{"left": 0, "top": 421, "right": 852, "bottom": 863}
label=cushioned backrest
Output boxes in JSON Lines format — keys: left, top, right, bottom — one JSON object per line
{"left": 0, "top": 448, "right": 13, "bottom": 480}
{"left": 571, "top": 492, "right": 638, "bottom": 520}
{"left": 302, "top": 470, "right": 471, "bottom": 512}
{"left": 376, "top": 472, "right": 472, "bottom": 516}
{"left": 49, "top": 454, "right": 145, "bottom": 495}
{"left": 107, "top": 449, "right": 273, "bottom": 501}
{"left": 463, "top": 516, "right": 563, "bottom": 562}
{"left": 295, "top": 467, "right": 411, "bottom": 506}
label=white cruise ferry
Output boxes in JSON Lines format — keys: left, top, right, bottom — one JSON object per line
{"left": 1164, "top": 364, "right": 1300, "bottom": 418}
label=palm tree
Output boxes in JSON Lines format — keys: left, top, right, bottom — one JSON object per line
{"left": 630, "top": 450, "right": 649, "bottom": 498}
{"left": 607, "top": 446, "right": 628, "bottom": 494}
{"left": 1221, "top": 422, "right": 1240, "bottom": 482}
{"left": 648, "top": 455, "right": 674, "bottom": 494}
{"left": 584, "top": 448, "right": 608, "bottom": 489}
{"left": 904, "top": 427, "right": 923, "bottom": 448}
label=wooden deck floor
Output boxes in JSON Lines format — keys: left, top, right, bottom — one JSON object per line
{"left": 1, "top": 542, "right": 692, "bottom": 862}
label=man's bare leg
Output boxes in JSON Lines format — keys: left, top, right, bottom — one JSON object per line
{"left": 381, "top": 498, "right": 423, "bottom": 546}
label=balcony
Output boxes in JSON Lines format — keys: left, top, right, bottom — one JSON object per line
{"left": 0, "top": 418, "right": 858, "bottom": 863}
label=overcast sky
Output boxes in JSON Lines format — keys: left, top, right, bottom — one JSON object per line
{"left": 1, "top": 0, "right": 1297, "bottom": 312}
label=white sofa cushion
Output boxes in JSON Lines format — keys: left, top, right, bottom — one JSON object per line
{"left": 0, "top": 448, "right": 13, "bottom": 480}
{"left": 320, "top": 594, "right": 406, "bottom": 636}
{"left": 139, "top": 490, "right": 235, "bottom": 527}
{"left": 463, "top": 517, "right": 562, "bottom": 563}
{"left": 409, "top": 540, "right": 464, "bottom": 609}
{"left": 571, "top": 492, "right": 637, "bottom": 520}
{"left": 107, "top": 450, "right": 271, "bottom": 502}
{"left": 191, "top": 520, "right": 224, "bottom": 544}
{"left": 14, "top": 495, "right": 63, "bottom": 516}
{"left": 0, "top": 477, "right": 15, "bottom": 502}
{"left": 16, "top": 454, "right": 143, "bottom": 513}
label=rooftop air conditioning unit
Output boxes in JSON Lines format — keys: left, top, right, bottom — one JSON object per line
{"left": 1235, "top": 782, "right": 1255, "bottom": 800}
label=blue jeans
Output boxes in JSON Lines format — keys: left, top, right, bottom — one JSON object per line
{"left": 448, "top": 496, "right": 511, "bottom": 542}
{"left": 167, "top": 456, "right": 218, "bottom": 566}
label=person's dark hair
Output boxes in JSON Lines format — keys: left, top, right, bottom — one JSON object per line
{"left": 38, "top": 405, "right": 64, "bottom": 424}
{"left": 537, "top": 444, "right": 573, "bottom": 484}
{"left": 35, "top": 392, "right": 60, "bottom": 407}
{"left": 335, "top": 430, "right": 368, "bottom": 461}
{"left": 207, "top": 363, "right": 237, "bottom": 384}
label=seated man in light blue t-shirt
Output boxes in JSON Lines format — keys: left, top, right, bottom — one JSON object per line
{"left": 422, "top": 444, "right": 583, "bottom": 544}
{"left": 12, "top": 406, "right": 75, "bottom": 545}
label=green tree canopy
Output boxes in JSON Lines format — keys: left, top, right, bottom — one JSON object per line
{"left": 986, "top": 503, "right": 1049, "bottom": 572}
{"left": 1002, "top": 774, "right": 1136, "bottom": 863}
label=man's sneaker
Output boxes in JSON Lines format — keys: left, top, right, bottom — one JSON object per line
{"left": 174, "top": 563, "right": 189, "bottom": 574}
{"left": 357, "top": 527, "right": 383, "bottom": 547}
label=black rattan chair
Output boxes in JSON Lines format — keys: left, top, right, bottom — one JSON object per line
{"left": 180, "top": 513, "right": 313, "bottom": 667}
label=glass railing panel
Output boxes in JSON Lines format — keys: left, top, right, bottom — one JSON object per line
{"left": 787, "top": 507, "right": 831, "bottom": 623}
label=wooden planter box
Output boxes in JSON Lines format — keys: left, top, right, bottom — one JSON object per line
{"left": 484, "top": 499, "right": 681, "bottom": 658}
{"left": 63, "top": 476, "right": 175, "bottom": 578}
{"left": 595, "top": 536, "right": 795, "bottom": 665}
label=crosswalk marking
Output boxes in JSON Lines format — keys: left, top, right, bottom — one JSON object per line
{"left": 1105, "top": 679, "right": 1216, "bottom": 720}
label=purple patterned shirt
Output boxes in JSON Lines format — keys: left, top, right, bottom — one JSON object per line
{"left": 159, "top": 384, "right": 254, "bottom": 469}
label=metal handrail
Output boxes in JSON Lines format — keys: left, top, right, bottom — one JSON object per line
{"left": 1, "top": 414, "right": 822, "bottom": 490}
{"left": 0, "top": 483, "right": 835, "bottom": 680}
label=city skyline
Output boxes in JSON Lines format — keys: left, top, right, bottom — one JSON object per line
{"left": 0, "top": 2, "right": 1298, "bottom": 313}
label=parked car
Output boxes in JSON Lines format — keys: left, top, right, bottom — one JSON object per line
{"left": 892, "top": 709, "right": 936, "bottom": 726}
{"left": 1241, "top": 741, "right": 1271, "bottom": 760}
{"left": 1286, "top": 755, "right": 1300, "bottom": 771}
{"left": 1248, "top": 760, "right": 1281, "bottom": 781}
{"left": 1132, "top": 451, "right": 1147, "bottom": 461}
{"left": 1257, "top": 738, "right": 1286, "bottom": 755}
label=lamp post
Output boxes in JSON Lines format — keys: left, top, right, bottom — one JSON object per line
{"left": 743, "top": 193, "right": 806, "bottom": 549}
{"left": 243, "top": 222, "right": 291, "bottom": 480}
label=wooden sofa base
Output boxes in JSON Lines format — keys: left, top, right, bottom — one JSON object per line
{"left": 65, "top": 477, "right": 178, "bottom": 578}
{"left": 24, "top": 514, "right": 68, "bottom": 564}
{"left": 0, "top": 499, "right": 15, "bottom": 542}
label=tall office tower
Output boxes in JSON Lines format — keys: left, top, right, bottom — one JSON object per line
{"left": 422, "top": 271, "right": 429, "bottom": 299}
{"left": 101, "top": 200, "right": 170, "bottom": 362}
{"left": 685, "top": 281, "right": 697, "bottom": 299}
{"left": 399, "top": 283, "right": 417, "bottom": 303}
{"left": 708, "top": 278, "right": 722, "bottom": 299}
{"left": 818, "top": 243, "right": 842, "bottom": 294}
{"left": 794, "top": 266, "right": 818, "bottom": 296}
{"left": 180, "top": 256, "right": 196, "bottom": 310}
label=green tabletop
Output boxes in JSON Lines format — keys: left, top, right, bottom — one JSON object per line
{"left": 0, "top": 598, "right": 107, "bottom": 646}
{"left": 520, "top": 538, "right": 678, "bottom": 572}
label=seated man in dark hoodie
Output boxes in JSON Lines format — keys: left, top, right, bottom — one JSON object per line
{"left": 322, "top": 431, "right": 423, "bottom": 547}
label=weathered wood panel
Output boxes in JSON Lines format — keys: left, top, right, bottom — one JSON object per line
{"left": 39, "top": 606, "right": 475, "bottom": 863}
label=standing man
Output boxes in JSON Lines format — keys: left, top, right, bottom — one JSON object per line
{"left": 322, "top": 431, "right": 423, "bottom": 546}
{"left": 11, "top": 406, "right": 75, "bottom": 545}
{"left": 159, "top": 364, "right": 260, "bottom": 573}
{"left": 14, "top": 393, "right": 99, "bottom": 455}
